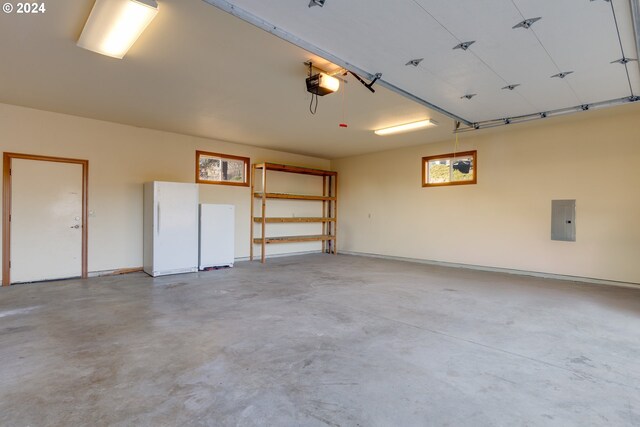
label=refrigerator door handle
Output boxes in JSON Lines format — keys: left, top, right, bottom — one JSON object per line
{"left": 157, "top": 203, "right": 161, "bottom": 235}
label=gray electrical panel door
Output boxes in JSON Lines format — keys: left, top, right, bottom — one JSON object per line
{"left": 551, "top": 200, "right": 576, "bottom": 241}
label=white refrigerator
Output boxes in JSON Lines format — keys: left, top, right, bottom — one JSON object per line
{"left": 143, "top": 181, "right": 199, "bottom": 277}
{"left": 199, "top": 204, "right": 235, "bottom": 269}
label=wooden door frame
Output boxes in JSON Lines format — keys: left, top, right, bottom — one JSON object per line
{"left": 2, "top": 152, "right": 89, "bottom": 286}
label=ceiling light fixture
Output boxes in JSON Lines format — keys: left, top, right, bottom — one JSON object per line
{"left": 77, "top": 0, "right": 159, "bottom": 59}
{"left": 374, "top": 119, "right": 438, "bottom": 136}
{"left": 461, "top": 94, "right": 476, "bottom": 100}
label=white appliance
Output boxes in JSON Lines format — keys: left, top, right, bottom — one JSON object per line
{"left": 143, "top": 181, "right": 199, "bottom": 277}
{"left": 199, "top": 204, "right": 235, "bottom": 269}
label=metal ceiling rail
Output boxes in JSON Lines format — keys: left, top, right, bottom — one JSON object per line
{"left": 610, "top": 0, "right": 636, "bottom": 97}
{"left": 455, "top": 96, "right": 639, "bottom": 133}
{"left": 632, "top": 0, "right": 640, "bottom": 63}
{"left": 200, "top": 0, "right": 474, "bottom": 126}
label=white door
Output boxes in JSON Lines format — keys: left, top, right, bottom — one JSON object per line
{"left": 10, "top": 159, "right": 83, "bottom": 283}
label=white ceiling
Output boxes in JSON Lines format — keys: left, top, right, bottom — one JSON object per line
{"left": 0, "top": 0, "right": 456, "bottom": 159}
{"left": 0, "top": 0, "right": 638, "bottom": 159}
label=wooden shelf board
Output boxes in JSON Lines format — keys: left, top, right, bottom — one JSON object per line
{"left": 254, "top": 163, "right": 337, "bottom": 177}
{"left": 254, "top": 192, "right": 336, "bottom": 201}
{"left": 253, "top": 217, "right": 336, "bottom": 223}
{"left": 253, "top": 235, "right": 336, "bottom": 244}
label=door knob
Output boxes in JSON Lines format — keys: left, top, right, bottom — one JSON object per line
{"left": 70, "top": 224, "right": 80, "bottom": 229}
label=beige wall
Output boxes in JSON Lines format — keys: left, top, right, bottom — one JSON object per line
{"left": 3, "top": 102, "right": 638, "bottom": 284}
{"left": 332, "top": 104, "right": 640, "bottom": 284}
{"left": 0, "top": 103, "right": 330, "bottom": 275}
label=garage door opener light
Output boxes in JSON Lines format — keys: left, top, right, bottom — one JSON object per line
{"left": 305, "top": 61, "right": 341, "bottom": 115}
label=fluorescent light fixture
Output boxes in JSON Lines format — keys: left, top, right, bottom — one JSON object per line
{"left": 77, "top": 0, "right": 159, "bottom": 59}
{"left": 374, "top": 119, "right": 438, "bottom": 136}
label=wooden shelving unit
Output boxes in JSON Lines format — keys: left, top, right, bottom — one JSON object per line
{"left": 252, "top": 217, "right": 336, "bottom": 224}
{"left": 253, "top": 193, "right": 336, "bottom": 201}
{"left": 250, "top": 163, "right": 338, "bottom": 263}
{"left": 253, "top": 235, "right": 335, "bottom": 244}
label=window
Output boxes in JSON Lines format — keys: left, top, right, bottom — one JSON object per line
{"left": 422, "top": 150, "right": 476, "bottom": 187}
{"left": 196, "top": 151, "right": 250, "bottom": 186}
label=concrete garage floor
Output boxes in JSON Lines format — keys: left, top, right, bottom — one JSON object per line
{"left": 0, "top": 254, "right": 639, "bottom": 426}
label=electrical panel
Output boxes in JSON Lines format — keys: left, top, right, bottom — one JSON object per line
{"left": 551, "top": 200, "right": 576, "bottom": 242}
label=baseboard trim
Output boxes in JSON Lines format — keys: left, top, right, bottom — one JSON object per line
{"left": 87, "top": 251, "right": 323, "bottom": 277}
{"left": 235, "top": 250, "right": 323, "bottom": 262}
{"left": 340, "top": 251, "right": 640, "bottom": 290}
{"left": 88, "top": 267, "right": 143, "bottom": 278}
